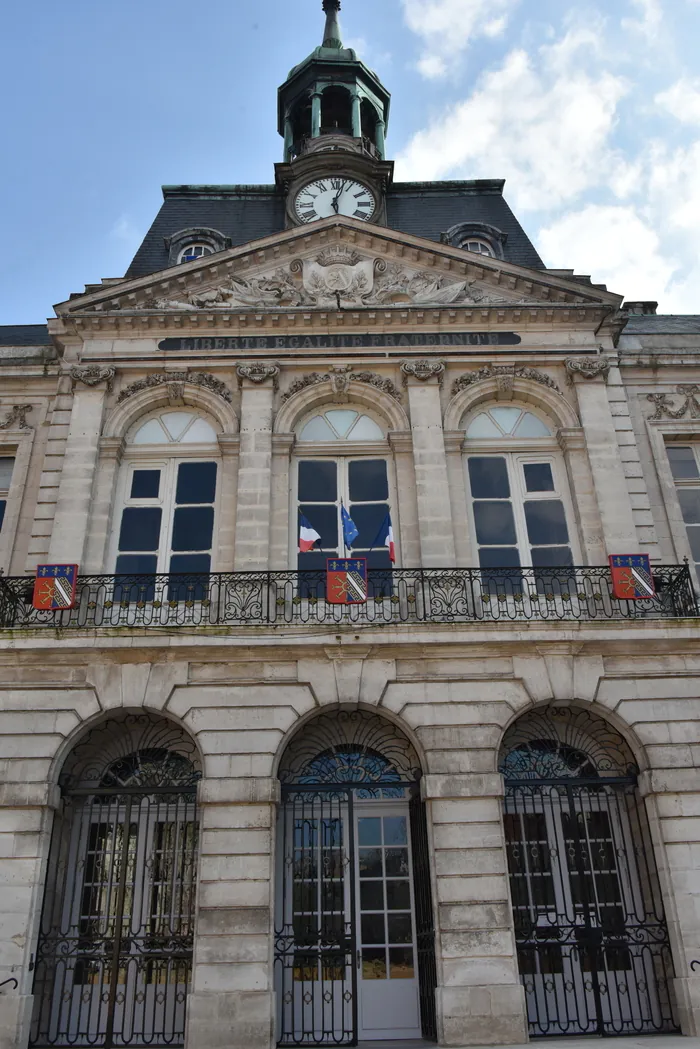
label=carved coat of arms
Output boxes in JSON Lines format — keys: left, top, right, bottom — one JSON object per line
{"left": 298, "top": 248, "right": 375, "bottom": 306}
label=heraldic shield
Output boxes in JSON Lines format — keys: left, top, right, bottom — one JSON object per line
{"left": 326, "top": 558, "right": 368, "bottom": 605}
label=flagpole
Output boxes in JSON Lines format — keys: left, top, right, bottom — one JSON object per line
{"left": 340, "top": 499, "right": 347, "bottom": 557}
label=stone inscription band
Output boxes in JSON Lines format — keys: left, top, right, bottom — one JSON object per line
{"left": 157, "top": 331, "right": 522, "bottom": 353}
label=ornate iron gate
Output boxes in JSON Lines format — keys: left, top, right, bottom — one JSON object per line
{"left": 501, "top": 708, "right": 679, "bottom": 1038}
{"left": 30, "top": 716, "right": 200, "bottom": 1048}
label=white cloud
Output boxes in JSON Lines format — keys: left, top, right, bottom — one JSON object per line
{"left": 622, "top": 0, "right": 663, "bottom": 39}
{"left": 400, "top": 0, "right": 516, "bottom": 79}
{"left": 656, "top": 78, "right": 700, "bottom": 124}
{"left": 537, "top": 204, "right": 677, "bottom": 301}
{"left": 395, "top": 27, "right": 629, "bottom": 211}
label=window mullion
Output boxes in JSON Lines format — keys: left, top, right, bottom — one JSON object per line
{"left": 160, "top": 460, "right": 178, "bottom": 575}
{"left": 510, "top": 455, "right": 531, "bottom": 566}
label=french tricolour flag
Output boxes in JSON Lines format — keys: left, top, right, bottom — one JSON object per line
{"left": 299, "top": 513, "right": 321, "bottom": 553}
{"left": 373, "top": 513, "right": 396, "bottom": 563}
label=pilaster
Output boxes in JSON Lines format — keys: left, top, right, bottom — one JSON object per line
{"left": 216, "top": 435, "right": 241, "bottom": 572}
{"left": 388, "top": 431, "right": 420, "bottom": 566}
{"left": 233, "top": 369, "right": 278, "bottom": 570}
{"left": 443, "top": 431, "right": 473, "bottom": 567}
{"left": 557, "top": 426, "right": 607, "bottom": 565}
{"left": 270, "top": 434, "right": 296, "bottom": 570}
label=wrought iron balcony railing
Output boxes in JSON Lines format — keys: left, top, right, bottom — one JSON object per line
{"left": 0, "top": 565, "right": 696, "bottom": 630}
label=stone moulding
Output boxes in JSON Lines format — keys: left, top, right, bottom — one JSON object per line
{"left": 281, "top": 368, "right": 402, "bottom": 404}
{"left": 565, "top": 356, "right": 611, "bottom": 383}
{"left": 236, "top": 363, "right": 280, "bottom": 390}
{"left": 648, "top": 384, "right": 700, "bottom": 420}
{"left": 70, "top": 365, "right": 116, "bottom": 392}
{"left": 451, "top": 365, "right": 560, "bottom": 397}
{"left": 116, "top": 372, "right": 232, "bottom": 405}
{"left": 0, "top": 404, "right": 33, "bottom": 430}
{"left": 401, "top": 360, "right": 445, "bottom": 386}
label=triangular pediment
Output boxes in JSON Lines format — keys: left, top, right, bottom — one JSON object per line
{"left": 56, "top": 217, "right": 622, "bottom": 317}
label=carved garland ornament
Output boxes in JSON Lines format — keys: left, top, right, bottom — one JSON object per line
{"left": 236, "top": 363, "right": 280, "bottom": 389}
{"left": 117, "top": 372, "right": 232, "bottom": 405}
{"left": 565, "top": 356, "right": 611, "bottom": 383}
{"left": 70, "top": 365, "right": 116, "bottom": 391}
{"left": 648, "top": 384, "right": 700, "bottom": 420}
{"left": 451, "top": 365, "right": 560, "bottom": 397}
{"left": 0, "top": 404, "right": 33, "bottom": 430}
{"left": 281, "top": 367, "right": 402, "bottom": 404}
{"left": 401, "top": 360, "right": 445, "bottom": 386}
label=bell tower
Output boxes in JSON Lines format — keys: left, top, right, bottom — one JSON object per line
{"left": 276, "top": 0, "right": 393, "bottom": 228}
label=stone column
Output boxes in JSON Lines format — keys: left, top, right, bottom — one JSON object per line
{"left": 444, "top": 431, "right": 474, "bottom": 567}
{"left": 423, "top": 773, "right": 528, "bottom": 1046}
{"left": 566, "top": 358, "right": 638, "bottom": 553}
{"left": 311, "top": 92, "right": 322, "bottom": 138}
{"left": 233, "top": 366, "right": 279, "bottom": 571}
{"left": 216, "top": 435, "right": 240, "bottom": 572}
{"left": 82, "top": 437, "right": 123, "bottom": 573}
{"left": 270, "top": 435, "right": 295, "bottom": 570}
{"left": 351, "top": 93, "right": 361, "bottom": 138}
{"left": 557, "top": 427, "right": 607, "bottom": 565}
{"left": 47, "top": 368, "right": 114, "bottom": 565}
{"left": 375, "top": 119, "right": 386, "bottom": 158}
{"left": 185, "top": 777, "right": 279, "bottom": 1049}
{"left": 388, "top": 432, "right": 420, "bottom": 566}
{"left": 283, "top": 112, "right": 293, "bottom": 161}
{"left": 402, "top": 362, "right": 456, "bottom": 567}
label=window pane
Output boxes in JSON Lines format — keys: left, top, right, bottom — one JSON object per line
{"left": 348, "top": 415, "right": 384, "bottom": 440}
{"left": 361, "top": 882, "right": 384, "bottom": 910}
{"left": 296, "top": 551, "right": 329, "bottom": 572}
{"left": 466, "top": 413, "right": 502, "bottom": 438}
{"left": 490, "top": 407, "right": 522, "bottom": 434}
{"left": 523, "top": 463, "right": 554, "bottom": 492}
{"left": 386, "top": 881, "right": 411, "bottom": 910}
{"left": 352, "top": 504, "right": 390, "bottom": 548}
{"left": 176, "top": 461, "right": 217, "bottom": 504}
{"left": 349, "top": 460, "right": 388, "bottom": 502}
{"left": 131, "top": 469, "right": 161, "bottom": 499}
{"left": 0, "top": 457, "right": 14, "bottom": 489}
{"left": 515, "top": 412, "right": 551, "bottom": 437}
{"left": 299, "top": 504, "right": 338, "bottom": 548}
{"left": 667, "top": 445, "right": 700, "bottom": 480}
{"left": 524, "top": 500, "right": 570, "bottom": 545}
{"left": 169, "top": 553, "right": 211, "bottom": 574}
{"left": 118, "top": 507, "right": 162, "bottom": 551}
{"left": 678, "top": 489, "right": 700, "bottom": 524}
{"left": 362, "top": 949, "right": 387, "bottom": 980}
{"left": 531, "top": 546, "right": 574, "bottom": 567}
{"left": 115, "top": 554, "right": 158, "bottom": 575}
{"left": 0, "top": 501, "right": 5, "bottom": 531}
{"left": 325, "top": 410, "right": 359, "bottom": 437}
{"left": 687, "top": 526, "right": 700, "bottom": 561}
{"left": 299, "top": 416, "right": 337, "bottom": 441}
{"left": 474, "top": 501, "right": 517, "bottom": 545}
{"left": 171, "top": 507, "right": 214, "bottom": 551}
{"left": 478, "top": 547, "right": 521, "bottom": 568}
{"left": 361, "top": 913, "right": 385, "bottom": 945}
{"left": 366, "top": 549, "right": 392, "bottom": 570}
{"left": 298, "top": 461, "right": 337, "bottom": 502}
{"left": 182, "top": 418, "right": 218, "bottom": 443}
{"left": 133, "top": 419, "right": 168, "bottom": 444}
{"left": 387, "top": 914, "right": 412, "bottom": 944}
{"left": 161, "top": 412, "right": 194, "bottom": 441}
{"left": 468, "top": 457, "right": 510, "bottom": 498}
{"left": 389, "top": 947, "right": 414, "bottom": 979}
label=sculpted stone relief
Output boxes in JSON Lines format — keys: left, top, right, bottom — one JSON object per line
{"left": 452, "top": 365, "right": 560, "bottom": 397}
{"left": 281, "top": 366, "right": 402, "bottom": 404}
{"left": 117, "top": 372, "right": 233, "bottom": 404}
{"left": 0, "top": 404, "right": 33, "bottom": 430}
{"left": 648, "top": 384, "right": 700, "bottom": 420}
{"left": 127, "top": 247, "right": 535, "bottom": 312}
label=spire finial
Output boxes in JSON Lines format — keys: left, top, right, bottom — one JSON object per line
{"left": 322, "top": 0, "right": 343, "bottom": 49}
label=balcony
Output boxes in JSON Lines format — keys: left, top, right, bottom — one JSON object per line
{"left": 0, "top": 565, "right": 696, "bottom": 630}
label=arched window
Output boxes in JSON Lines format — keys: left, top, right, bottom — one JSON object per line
{"left": 321, "top": 86, "right": 353, "bottom": 134}
{"left": 178, "top": 243, "right": 213, "bottom": 264}
{"left": 112, "top": 410, "right": 220, "bottom": 577}
{"left": 294, "top": 407, "right": 393, "bottom": 570}
{"left": 462, "top": 403, "right": 576, "bottom": 570}
{"left": 463, "top": 238, "right": 495, "bottom": 257}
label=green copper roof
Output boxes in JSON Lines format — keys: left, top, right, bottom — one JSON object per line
{"left": 322, "top": 0, "right": 343, "bottom": 48}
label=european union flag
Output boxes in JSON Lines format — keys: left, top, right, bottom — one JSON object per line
{"left": 341, "top": 505, "right": 359, "bottom": 547}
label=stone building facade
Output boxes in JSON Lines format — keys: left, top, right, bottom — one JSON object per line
{"left": 1, "top": 5, "right": 700, "bottom": 1049}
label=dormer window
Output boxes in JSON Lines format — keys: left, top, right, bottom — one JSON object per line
{"left": 178, "top": 244, "right": 214, "bottom": 264}
{"left": 464, "top": 239, "right": 495, "bottom": 258}
{"left": 443, "top": 222, "right": 507, "bottom": 260}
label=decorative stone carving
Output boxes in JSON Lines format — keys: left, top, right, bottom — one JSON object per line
{"left": 116, "top": 372, "right": 232, "bottom": 404}
{"left": 648, "top": 385, "right": 700, "bottom": 420}
{"left": 565, "top": 356, "right": 611, "bottom": 383}
{"left": 70, "top": 365, "right": 116, "bottom": 392}
{"left": 401, "top": 360, "right": 445, "bottom": 386}
{"left": 0, "top": 404, "right": 33, "bottom": 430}
{"left": 281, "top": 369, "right": 402, "bottom": 404}
{"left": 236, "top": 363, "right": 280, "bottom": 390}
{"left": 451, "top": 365, "right": 560, "bottom": 397}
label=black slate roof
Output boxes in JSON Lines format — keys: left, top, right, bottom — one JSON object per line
{"left": 623, "top": 315, "right": 700, "bottom": 334}
{"left": 125, "top": 178, "right": 544, "bottom": 279}
{"left": 0, "top": 324, "right": 51, "bottom": 346}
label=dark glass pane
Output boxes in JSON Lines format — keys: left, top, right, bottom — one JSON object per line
{"left": 358, "top": 818, "right": 382, "bottom": 846}
{"left": 176, "top": 461, "right": 217, "bottom": 505}
{"left": 168, "top": 555, "right": 211, "bottom": 601}
{"left": 385, "top": 848, "right": 409, "bottom": 877}
{"left": 169, "top": 554, "right": 211, "bottom": 574}
{"left": 360, "top": 882, "right": 384, "bottom": 911}
{"left": 478, "top": 547, "right": 521, "bottom": 568}
{"left": 361, "top": 913, "right": 385, "bottom": 945}
{"left": 531, "top": 546, "right": 574, "bottom": 567}
{"left": 667, "top": 445, "right": 700, "bottom": 479}
{"left": 0, "top": 500, "right": 5, "bottom": 532}
{"left": 0, "top": 457, "right": 14, "bottom": 489}
{"left": 366, "top": 550, "right": 392, "bottom": 570}
{"left": 297, "top": 551, "right": 331, "bottom": 574}
{"left": 389, "top": 947, "right": 414, "bottom": 979}
{"left": 523, "top": 463, "right": 554, "bottom": 492}
{"left": 524, "top": 500, "right": 569, "bottom": 544}
{"left": 386, "top": 881, "right": 411, "bottom": 910}
{"left": 359, "top": 848, "right": 383, "bottom": 878}
{"left": 130, "top": 469, "right": 161, "bottom": 499}
{"left": 387, "top": 914, "right": 412, "bottom": 944}
{"left": 299, "top": 461, "right": 337, "bottom": 502}
{"left": 115, "top": 554, "right": 158, "bottom": 576}
{"left": 299, "top": 505, "right": 338, "bottom": 548}
{"left": 687, "top": 526, "right": 700, "bottom": 561}
{"left": 383, "top": 817, "right": 407, "bottom": 846}
{"left": 349, "top": 459, "right": 388, "bottom": 502}
{"left": 171, "top": 507, "right": 214, "bottom": 551}
{"left": 474, "top": 501, "right": 517, "bottom": 545}
{"left": 351, "top": 504, "right": 389, "bottom": 548}
{"left": 679, "top": 489, "right": 700, "bottom": 525}
{"left": 362, "top": 948, "right": 387, "bottom": 980}
{"left": 468, "top": 457, "right": 510, "bottom": 498}
{"left": 118, "top": 507, "right": 162, "bottom": 551}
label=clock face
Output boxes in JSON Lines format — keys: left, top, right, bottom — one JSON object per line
{"left": 294, "top": 178, "right": 376, "bottom": 224}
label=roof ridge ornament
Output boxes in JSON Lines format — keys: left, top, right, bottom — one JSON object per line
{"left": 322, "top": 0, "right": 343, "bottom": 49}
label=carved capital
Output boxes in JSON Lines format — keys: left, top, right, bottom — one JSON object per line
{"left": 401, "top": 359, "right": 445, "bottom": 386}
{"left": 70, "top": 365, "right": 115, "bottom": 392}
{"left": 0, "top": 404, "right": 33, "bottom": 431}
{"left": 565, "top": 356, "right": 611, "bottom": 383}
{"left": 236, "top": 363, "right": 280, "bottom": 390}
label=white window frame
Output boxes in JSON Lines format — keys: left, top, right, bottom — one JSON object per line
{"left": 646, "top": 418, "right": 700, "bottom": 576}
{"left": 177, "top": 244, "right": 214, "bottom": 264}
{"left": 0, "top": 428, "right": 34, "bottom": 575}
{"left": 463, "top": 239, "right": 495, "bottom": 257}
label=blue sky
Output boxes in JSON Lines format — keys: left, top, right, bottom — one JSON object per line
{"left": 2, "top": 0, "right": 700, "bottom": 324}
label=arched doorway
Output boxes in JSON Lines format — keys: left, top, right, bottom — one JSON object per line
{"left": 30, "top": 713, "right": 201, "bottom": 1048}
{"left": 274, "top": 710, "right": 436, "bottom": 1046}
{"left": 500, "top": 706, "right": 679, "bottom": 1037}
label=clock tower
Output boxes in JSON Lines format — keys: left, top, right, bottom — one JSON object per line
{"left": 276, "top": 0, "right": 394, "bottom": 227}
